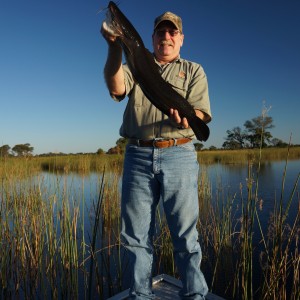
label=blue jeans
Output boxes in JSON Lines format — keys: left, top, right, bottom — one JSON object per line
{"left": 121, "top": 141, "right": 208, "bottom": 299}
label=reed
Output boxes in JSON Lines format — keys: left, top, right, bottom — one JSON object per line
{"left": 198, "top": 146, "right": 300, "bottom": 165}
{"left": 257, "top": 155, "right": 300, "bottom": 299}
{"left": 37, "top": 154, "right": 123, "bottom": 174}
{"left": 88, "top": 169, "right": 105, "bottom": 300}
{"left": 1, "top": 146, "right": 299, "bottom": 177}
{"left": 196, "top": 146, "right": 300, "bottom": 299}
{"left": 0, "top": 165, "right": 121, "bottom": 299}
{"left": 196, "top": 166, "right": 237, "bottom": 297}
{"left": 83, "top": 164, "right": 124, "bottom": 299}
{"left": 0, "top": 148, "right": 299, "bottom": 299}
{"left": 154, "top": 208, "right": 176, "bottom": 276}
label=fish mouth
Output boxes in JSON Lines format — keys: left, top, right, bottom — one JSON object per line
{"left": 103, "top": 9, "right": 122, "bottom": 37}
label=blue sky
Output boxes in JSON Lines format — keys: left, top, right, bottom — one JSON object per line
{"left": 1, "top": 0, "right": 299, "bottom": 154}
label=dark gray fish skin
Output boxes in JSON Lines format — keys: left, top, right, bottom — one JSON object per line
{"left": 106, "top": 1, "right": 210, "bottom": 141}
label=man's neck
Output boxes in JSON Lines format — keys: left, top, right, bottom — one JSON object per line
{"left": 154, "top": 55, "right": 180, "bottom": 65}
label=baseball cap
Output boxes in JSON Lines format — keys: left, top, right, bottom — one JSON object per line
{"left": 154, "top": 12, "right": 183, "bottom": 33}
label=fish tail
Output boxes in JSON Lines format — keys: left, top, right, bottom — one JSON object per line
{"left": 188, "top": 115, "right": 210, "bottom": 141}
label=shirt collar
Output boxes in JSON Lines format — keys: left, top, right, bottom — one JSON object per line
{"left": 153, "top": 54, "right": 181, "bottom": 67}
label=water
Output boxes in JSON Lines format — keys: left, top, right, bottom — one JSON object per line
{"left": 36, "top": 171, "right": 119, "bottom": 241}
{"left": 202, "top": 160, "right": 300, "bottom": 224}
{"left": 200, "top": 160, "right": 299, "bottom": 297}
{"left": 40, "top": 160, "right": 299, "bottom": 253}
{"left": 38, "top": 160, "right": 300, "bottom": 224}
{"left": 8, "top": 160, "right": 298, "bottom": 298}
{"left": 47, "top": 161, "right": 299, "bottom": 273}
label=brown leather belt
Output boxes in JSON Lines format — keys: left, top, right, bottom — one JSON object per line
{"left": 129, "top": 138, "right": 191, "bottom": 148}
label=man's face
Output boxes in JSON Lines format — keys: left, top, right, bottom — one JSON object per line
{"left": 152, "top": 21, "right": 184, "bottom": 63}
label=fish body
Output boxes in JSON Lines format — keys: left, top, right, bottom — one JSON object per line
{"left": 104, "top": 1, "right": 210, "bottom": 141}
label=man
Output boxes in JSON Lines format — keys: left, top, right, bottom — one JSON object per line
{"left": 101, "top": 10, "right": 211, "bottom": 300}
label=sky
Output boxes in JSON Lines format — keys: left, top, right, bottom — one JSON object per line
{"left": 1, "top": 0, "right": 299, "bottom": 155}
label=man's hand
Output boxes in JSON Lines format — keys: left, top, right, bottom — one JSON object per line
{"left": 169, "top": 108, "right": 209, "bottom": 129}
{"left": 101, "top": 22, "right": 125, "bottom": 96}
{"left": 100, "top": 21, "right": 120, "bottom": 46}
{"left": 170, "top": 108, "right": 189, "bottom": 129}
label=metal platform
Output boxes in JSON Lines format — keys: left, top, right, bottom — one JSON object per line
{"left": 107, "top": 274, "right": 225, "bottom": 300}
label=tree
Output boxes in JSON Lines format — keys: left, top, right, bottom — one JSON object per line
{"left": 96, "top": 148, "right": 105, "bottom": 155}
{"left": 107, "top": 138, "right": 128, "bottom": 155}
{"left": 116, "top": 138, "right": 128, "bottom": 152}
{"left": 223, "top": 126, "right": 247, "bottom": 149}
{"left": 270, "top": 138, "right": 288, "bottom": 148}
{"left": 0, "top": 144, "right": 10, "bottom": 157}
{"left": 194, "top": 143, "right": 204, "bottom": 151}
{"left": 223, "top": 140, "right": 242, "bottom": 150}
{"left": 107, "top": 146, "right": 122, "bottom": 154}
{"left": 244, "top": 115, "right": 274, "bottom": 148}
{"left": 12, "top": 143, "right": 34, "bottom": 156}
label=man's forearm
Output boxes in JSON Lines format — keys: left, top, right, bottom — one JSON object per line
{"left": 195, "top": 109, "right": 211, "bottom": 123}
{"left": 104, "top": 45, "right": 126, "bottom": 96}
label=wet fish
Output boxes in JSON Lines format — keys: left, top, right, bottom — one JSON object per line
{"left": 103, "top": 1, "right": 210, "bottom": 141}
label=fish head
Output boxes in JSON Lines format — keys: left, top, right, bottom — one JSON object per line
{"left": 102, "top": 2, "right": 122, "bottom": 37}
{"left": 104, "top": 2, "right": 152, "bottom": 82}
{"left": 104, "top": 1, "right": 144, "bottom": 49}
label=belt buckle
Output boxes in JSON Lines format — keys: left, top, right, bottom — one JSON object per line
{"left": 152, "top": 138, "right": 164, "bottom": 148}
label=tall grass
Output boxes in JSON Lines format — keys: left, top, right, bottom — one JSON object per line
{"left": 0, "top": 149, "right": 299, "bottom": 299}
{"left": 1, "top": 146, "right": 300, "bottom": 176}
{"left": 194, "top": 157, "right": 299, "bottom": 299}
{"left": 0, "top": 159, "right": 123, "bottom": 299}
{"left": 198, "top": 146, "right": 300, "bottom": 165}
{"left": 38, "top": 154, "right": 123, "bottom": 174}
{"left": 196, "top": 138, "right": 299, "bottom": 299}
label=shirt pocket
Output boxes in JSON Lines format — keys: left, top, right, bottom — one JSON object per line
{"left": 166, "top": 77, "right": 187, "bottom": 98}
{"left": 129, "top": 85, "right": 146, "bottom": 107}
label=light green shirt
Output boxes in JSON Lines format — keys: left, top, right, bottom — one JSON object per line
{"left": 113, "top": 57, "right": 212, "bottom": 140}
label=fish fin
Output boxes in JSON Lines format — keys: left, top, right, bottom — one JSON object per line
{"left": 189, "top": 115, "right": 210, "bottom": 141}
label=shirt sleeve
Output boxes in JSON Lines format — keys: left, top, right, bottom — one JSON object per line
{"left": 110, "top": 64, "right": 134, "bottom": 102}
{"left": 187, "top": 63, "right": 212, "bottom": 123}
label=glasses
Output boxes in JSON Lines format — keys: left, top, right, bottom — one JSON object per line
{"left": 155, "top": 29, "right": 180, "bottom": 37}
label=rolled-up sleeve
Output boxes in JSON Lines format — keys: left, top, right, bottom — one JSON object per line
{"left": 110, "top": 64, "right": 134, "bottom": 102}
{"left": 187, "top": 64, "right": 212, "bottom": 123}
